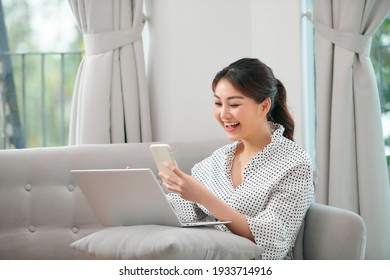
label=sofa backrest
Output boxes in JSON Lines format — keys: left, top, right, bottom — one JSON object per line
{"left": 1, "top": 140, "right": 366, "bottom": 260}
{"left": 0, "top": 140, "right": 227, "bottom": 259}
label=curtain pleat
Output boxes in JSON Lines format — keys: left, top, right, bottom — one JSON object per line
{"left": 68, "top": 0, "right": 152, "bottom": 144}
{"left": 314, "top": 0, "right": 390, "bottom": 259}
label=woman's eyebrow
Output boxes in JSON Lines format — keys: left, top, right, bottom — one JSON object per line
{"left": 227, "top": 96, "right": 245, "bottom": 100}
{"left": 213, "top": 94, "right": 245, "bottom": 100}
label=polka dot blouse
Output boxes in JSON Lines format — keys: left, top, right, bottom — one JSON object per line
{"left": 167, "top": 122, "right": 315, "bottom": 260}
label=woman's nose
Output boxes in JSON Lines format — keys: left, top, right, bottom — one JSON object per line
{"left": 220, "top": 106, "right": 231, "bottom": 119}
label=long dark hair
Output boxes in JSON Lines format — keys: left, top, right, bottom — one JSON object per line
{"left": 212, "top": 58, "right": 295, "bottom": 141}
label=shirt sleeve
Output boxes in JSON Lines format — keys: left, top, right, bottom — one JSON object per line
{"left": 164, "top": 148, "right": 226, "bottom": 223}
{"left": 247, "top": 162, "right": 314, "bottom": 260}
{"left": 166, "top": 192, "right": 208, "bottom": 222}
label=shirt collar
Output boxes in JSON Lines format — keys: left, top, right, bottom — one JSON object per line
{"left": 230, "top": 121, "right": 285, "bottom": 150}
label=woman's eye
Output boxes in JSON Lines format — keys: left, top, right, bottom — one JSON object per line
{"left": 230, "top": 104, "right": 240, "bottom": 108}
{"left": 214, "top": 102, "right": 222, "bottom": 106}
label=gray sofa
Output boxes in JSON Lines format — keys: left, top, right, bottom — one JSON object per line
{"left": 0, "top": 140, "right": 367, "bottom": 259}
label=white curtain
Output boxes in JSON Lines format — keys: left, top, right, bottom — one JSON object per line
{"left": 68, "top": 0, "right": 152, "bottom": 144}
{"left": 314, "top": 0, "right": 390, "bottom": 259}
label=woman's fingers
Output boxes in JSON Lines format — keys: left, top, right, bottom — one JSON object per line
{"left": 159, "top": 172, "right": 180, "bottom": 190}
{"left": 163, "top": 181, "right": 178, "bottom": 192}
{"left": 159, "top": 171, "right": 174, "bottom": 183}
{"left": 163, "top": 162, "right": 184, "bottom": 177}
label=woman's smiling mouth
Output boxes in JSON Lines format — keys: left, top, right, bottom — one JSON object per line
{"left": 224, "top": 122, "right": 240, "bottom": 130}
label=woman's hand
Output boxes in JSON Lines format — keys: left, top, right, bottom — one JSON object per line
{"left": 159, "top": 162, "right": 207, "bottom": 203}
{"left": 160, "top": 163, "right": 255, "bottom": 242}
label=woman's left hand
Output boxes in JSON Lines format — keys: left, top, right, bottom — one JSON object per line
{"left": 159, "top": 162, "right": 207, "bottom": 203}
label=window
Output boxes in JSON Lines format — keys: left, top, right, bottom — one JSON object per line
{"left": 0, "top": 0, "right": 82, "bottom": 148}
{"left": 371, "top": 13, "right": 390, "bottom": 176}
{"left": 301, "top": 0, "right": 316, "bottom": 167}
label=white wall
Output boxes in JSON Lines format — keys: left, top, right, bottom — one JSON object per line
{"left": 145, "top": 0, "right": 305, "bottom": 146}
{"left": 251, "top": 0, "right": 304, "bottom": 145}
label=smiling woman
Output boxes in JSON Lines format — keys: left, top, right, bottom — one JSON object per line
{"left": 158, "top": 57, "right": 315, "bottom": 260}
{"left": 212, "top": 58, "right": 294, "bottom": 142}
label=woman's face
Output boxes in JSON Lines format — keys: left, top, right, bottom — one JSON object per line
{"left": 213, "top": 79, "right": 269, "bottom": 142}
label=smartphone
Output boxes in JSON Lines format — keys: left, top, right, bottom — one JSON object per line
{"left": 150, "top": 144, "right": 179, "bottom": 179}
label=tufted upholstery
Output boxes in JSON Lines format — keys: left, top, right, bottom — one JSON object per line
{"left": 0, "top": 140, "right": 366, "bottom": 259}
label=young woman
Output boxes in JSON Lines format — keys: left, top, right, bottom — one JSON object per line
{"left": 158, "top": 58, "right": 314, "bottom": 260}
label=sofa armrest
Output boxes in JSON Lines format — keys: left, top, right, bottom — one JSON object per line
{"left": 303, "top": 202, "right": 366, "bottom": 260}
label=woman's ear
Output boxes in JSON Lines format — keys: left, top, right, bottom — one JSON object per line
{"left": 260, "top": 97, "right": 271, "bottom": 114}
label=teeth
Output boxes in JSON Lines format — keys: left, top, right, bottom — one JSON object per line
{"left": 224, "top": 122, "right": 239, "bottom": 127}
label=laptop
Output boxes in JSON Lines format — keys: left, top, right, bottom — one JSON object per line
{"left": 71, "top": 168, "right": 231, "bottom": 227}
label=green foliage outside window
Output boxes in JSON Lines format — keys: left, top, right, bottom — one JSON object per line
{"left": 0, "top": 0, "right": 82, "bottom": 148}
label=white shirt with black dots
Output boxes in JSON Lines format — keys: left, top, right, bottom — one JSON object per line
{"left": 167, "top": 122, "right": 315, "bottom": 260}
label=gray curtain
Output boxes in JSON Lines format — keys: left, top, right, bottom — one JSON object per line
{"left": 68, "top": 0, "right": 152, "bottom": 144}
{"left": 314, "top": 0, "right": 390, "bottom": 259}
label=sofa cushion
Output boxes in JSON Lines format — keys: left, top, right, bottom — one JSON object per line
{"left": 70, "top": 225, "right": 264, "bottom": 260}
